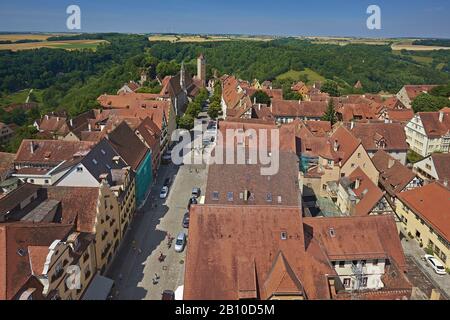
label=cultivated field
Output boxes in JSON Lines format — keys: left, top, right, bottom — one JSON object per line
{"left": 149, "top": 34, "right": 275, "bottom": 43}
{"left": 0, "top": 39, "right": 107, "bottom": 51}
{"left": 391, "top": 41, "right": 450, "bottom": 51}
{"left": 0, "top": 33, "right": 57, "bottom": 41}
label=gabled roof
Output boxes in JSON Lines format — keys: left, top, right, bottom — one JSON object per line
{"left": 397, "top": 182, "right": 450, "bottom": 241}
{"left": 263, "top": 251, "right": 304, "bottom": 298}
{"left": 372, "top": 150, "right": 416, "bottom": 196}
{"left": 106, "top": 121, "right": 149, "bottom": 171}
{"left": 430, "top": 153, "right": 450, "bottom": 181}
{"left": 418, "top": 111, "right": 450, "bottom": 138}
{"left": 46, "top": 186, "right": 100, "bottom": 233}
{"left": 351, "top": 122, "right": 408, "bottom": 152}
{"left": 15, "top": 140, "right": 94, "bottom": 166}
{"left": 205, "top": 151, "right": 300, "bottom": 206}
{"left": 303, "top": 214, "right": 407, "bottom": 271}
{"left": 386, "top": 109, "right": 414, "bottom": 122}
{"left": 79, "top": 138, "right": 128, "bottom": 185}
{"left": 271, "top": 100, "right": 327, "bottom": 118}
{"left": 402, "top": 85, "right": 438, "bottom": 101}
{"left": 0, "top": 222, "right": 73, "bottom": 300}
{"left": 341, "top": 167, "right": 384, "bottom": 216}
{"left": 328, "top": 126, "right": 361, "bottom": 165}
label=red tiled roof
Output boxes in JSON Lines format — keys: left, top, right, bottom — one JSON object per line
{"left": 271, "top": 100, "right": 327, "bottom": 118}
{"left": 351, "top": 122, "right": 408, "bottom": 152}
{"left": 0, "top": 223, "right": 72, "bottom": 300}
{"left": 386, "top": 109, "right": 414, "bottom": 122}
{"left": 46, "top": 186, "right": 100, "bottom": 233}
{"left": 329, "top": 126, "right": 361, "bottom": 165}
{"left": 344, "top": 167, "right": 384, "bottom": 216}
{"left": 404, "top": 85, "right": 438, "bottom": 101}
{"left": 15, "top": 140, "right": 94, "bottom": 166}
{"left": 372, "top": 150, "right": 416, "bottom": 196}
{"left": 418, "top": 111, "right": 450, "bottom": 138}
{"left": 397, "top": 182, "right": 450, "bottom": 241}
{"left": 431, "top": 153, "right": 450, "bottom": 181}
{"left": 184, "top": 205, "right": 409, "bottom": 300}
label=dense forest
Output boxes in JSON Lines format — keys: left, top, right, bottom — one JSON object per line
{"left": 1, "top": 34, "right": 450, "bottom": 152}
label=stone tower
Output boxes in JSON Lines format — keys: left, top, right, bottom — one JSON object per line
{"left": 197, "top": 54, "right": 206, "bottom": 87}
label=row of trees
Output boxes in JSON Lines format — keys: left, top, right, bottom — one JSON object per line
{"left": 178, "top": 88, "right": 209, "bottom": 129}
{"left": 207, "top": 83, "right": 222, "bottom": 119}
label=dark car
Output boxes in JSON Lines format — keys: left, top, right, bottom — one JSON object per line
{"left": 187, "top": 197, "right": 198, "bottom": 209}
{"left": 163, "top": 177, "right": 171, "bottom": 187}
{"left": 191, "top": 187, "right": 201, "bottom": 198}
{"left": 182, "top": 212, "right": 190, "bottom": 228}
{"left": 162, "top": 290, "right": 175, "bottom": 300}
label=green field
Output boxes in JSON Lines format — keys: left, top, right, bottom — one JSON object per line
{"left": 276, "top": 68, "right": 326, "bottom": 84}
{"left": 392, "top": 50, "right": 434, "bottom": 64}
{"left": 0, "top": 89, "right": 43, "bottom": 107}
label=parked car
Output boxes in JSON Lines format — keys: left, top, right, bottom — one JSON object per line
{"left": 187, "top": 197, "right": 198, "bottom": 209}
{"left": 174, "top": 232, "right": 187, "bottom": 252}
{"left": 182, "top": 212, "right": 190, "bottom": 228}
{"left": 191, "top": 187, "right": 201, "bottom": 198}
{"left": 162, "top": 151, "right": 172, "bottom": 161}
{"left": 424, "top": 255, "right": 447, "bottom": 275}
{"left": 161, "top": 290, "right": 175, "bottom": 300}
{"left": 159, "top": 186, "right": 169, "bottom": 199}
{"left": 163, "top": 177, "right": 171, "bottom": 187}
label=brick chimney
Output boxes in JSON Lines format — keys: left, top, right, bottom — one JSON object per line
{"left": 355, "top": 178, "right": 361, "bottom": 190}
{"left": 439, "top": 112, "right": 444, "bottom": 123}
{"left": 30, "top": 141, "right": 35, "bottom": 154}
{"left": 388, "top": 158, "right": 395, "bottom": 169}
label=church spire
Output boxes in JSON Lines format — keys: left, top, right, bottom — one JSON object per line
{"left": 180, "top": 61, "right": 186, "bottom": 91}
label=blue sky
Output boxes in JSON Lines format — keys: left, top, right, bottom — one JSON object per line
{"left": 0, "top": 0, "right": 449, "bottom": 38}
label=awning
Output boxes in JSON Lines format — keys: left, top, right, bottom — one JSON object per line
{"left": 82, "top": 274, "right": 115, "bottom": 300}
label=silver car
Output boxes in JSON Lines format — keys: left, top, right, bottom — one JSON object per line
{"left": 174, "top": 232, "right": 187, "bottom": 252}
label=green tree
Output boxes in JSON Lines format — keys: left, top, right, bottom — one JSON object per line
{"left": 321, "top": 99, "right": 336, "bottom": 124}
{"left": 250, "top": 90, "right": 271, "bottom": 105}
{"left": 321, "top": 80, "right": 340, "bottom": 97}
{"left": 412, "top": 93, "right": 450, "bottom": 112}
{"left": 178, "top": 114, "right": 194, "bottom": 130}
{"left": 207, "top": 101, "right": 221, "bottom": 119}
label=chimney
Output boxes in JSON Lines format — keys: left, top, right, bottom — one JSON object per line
{"left": 388, "top": 158, "right": 395, "bottom": 169}
{"left": 45, "top": 115, "right": 49, "bottom": 120}
{"left": 57, "top": 117, "right": 59, "bottom": 122}
{"left": 69, "top": 119, "right": 73, "bottom": 127}
{"left": 258, "top": 103, "right": 261, "bottom": 111}
{"left": 333, "top": 140, "right": 339, "bottom": 152}
{"left": 88, "top": 123, "right": 92, "bottom": 132}
{"left": 355, "top": 178, "right": 361, "bottom": 190}
{"left": 439, "top": 111, "right": 444, "bottom": 123}
{"left": 350, "top": 121, "right": 355, "bottom": 130}
{"left": 30, "top": 142, "right": 35, "bottom": 154}
{"left": 253, "top": 97, "right": 256, "bottom": 104}
{"left": 444, "top": 179, "right": 449, "bottom": 188}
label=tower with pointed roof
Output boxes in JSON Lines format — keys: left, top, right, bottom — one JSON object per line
{"left": 180, "top": 61, "right": 186, "bottom": 92}
{"left": 197, "top": 54, "right": 206, "bottom": 87}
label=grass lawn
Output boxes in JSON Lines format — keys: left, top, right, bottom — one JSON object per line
{"left": 276, "top": 68, "right": 325, "bottom": 84}
{"left": 407, "top": 150, "right": 424, "bottom": 164}
{"left": 0, "top": 89, "right": 43, "bottom": 107}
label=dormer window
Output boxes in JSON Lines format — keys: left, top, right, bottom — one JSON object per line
{"left": 281, "top": 231, "right": 287, "bottom": 240}
{"left": 329, "top": 228, "right": 336, "bottom": 237}
{"left": 212, "top": 191, "right": 219, "bottom": 201}
{"left": 266, "top": 193, "right": 272, "bottom": 202}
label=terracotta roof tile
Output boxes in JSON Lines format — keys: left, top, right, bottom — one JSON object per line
{"left": 397, "top": 182, "right": 450, "bottom": 241}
